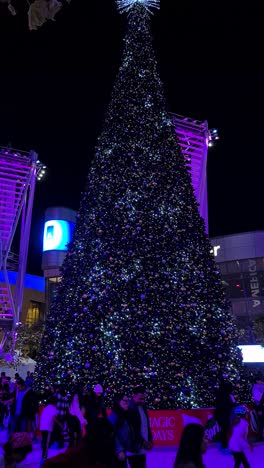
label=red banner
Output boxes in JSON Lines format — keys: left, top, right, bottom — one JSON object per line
{"left": 149, "top": 408, "right": 219, "bottom": 447}
{"left": 149, "top": 407, "right": 258, "bottom": 448}
{"left": 36, "top": 406, "right": 259, "bottom": 448}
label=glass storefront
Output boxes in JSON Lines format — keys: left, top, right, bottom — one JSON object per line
{"left": 25, "top": 301, "right": 41, "bottom": 326}
{"left": 210, "top": 232, "right": 264, "bottom": 346}
{"left": 45, "top": 277, "right": 61, "bottom": 317}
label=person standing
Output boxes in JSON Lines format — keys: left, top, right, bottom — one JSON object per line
{"left": 83, "top": 384, "right": 108, "bottom": 439}
{"left": 228, "top": 405, "right": 252, "bottom": 468}
{"left": 83, "top": 384, "right": 115, "bottom": 467}
{"left": 9, "top": 378, "right": 38, "bottom": 435}
{"left": 25, "top": 371, "right": 34, "bottom": 388}
{"left": 0, "top": 382, "right": 11, "bottom": 429}
{"left": 68, "top": 393, "right": 85, "bottom": 447}
{"left": 174, "top": 423, "right": 207, "bottom": 468}
{"left": 53, "top": 385, "right": 70, "bottom": 448}
{"left": 127, "top": 386, "right": 153, "bottom": 468}
{"left": 252, "top": 374, "right": 264, "bottom": 441}
{"left": 7, "top": 376, "right": 16, "bottom": 394}
{"left": 109, "top": 392, "right": 137, "bottom": 467}
{"left": 214, "top": 379, "right": 237, "bottom": 452}
{"left": 40, "top": 395, "right": 63, "bottom": 461}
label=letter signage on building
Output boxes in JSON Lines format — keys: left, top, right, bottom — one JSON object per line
{"left": 210, "top": 245, "right": 221, "bottom": 257}
{"left": 248, "top": 259, "right": 261, "bottom": 308}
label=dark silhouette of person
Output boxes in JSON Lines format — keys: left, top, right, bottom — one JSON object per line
{"left": 127, "top": 386, "right": 153, "bottom": 468}
{"left": 252, "top": 374, "right": 264, "bottom": 441}
{"left": 83, "top": 384, "right": 115, "bottom": 467}
{"left": 214, "top": 380, "right": 237, "bottom": 451}
{"left": 109, "top": 392, "right": 138, "bottom": 467}
{"left": 42, "top": 440, "right": 106, "bottom": 467}
{"left": 174, "top": 423, "right": 207, "bottom": 468}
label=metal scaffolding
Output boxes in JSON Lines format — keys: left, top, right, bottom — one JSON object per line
{"left": 171, "top": 113, "right": 213, "bottom": 233}
{"left": 0, "top": 147, "right": 44, "bottom": 334}
{"left": 0, "top": 115, "right": 215, "bottom": 336}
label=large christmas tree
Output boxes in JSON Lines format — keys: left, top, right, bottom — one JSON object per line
{"left": 34, "top": 0, "right": 245, "bottom": 409}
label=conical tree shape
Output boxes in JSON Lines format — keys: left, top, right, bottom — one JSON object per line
{"left": 34, "top": 4, "right": 245, "bottom": 409}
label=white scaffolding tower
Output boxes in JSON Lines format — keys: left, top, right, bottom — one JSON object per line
{"left": 171, "top": 113, "right": 218, "bottom": 234}
{"left": 0, "top": 147, "right": 44, "bottom": 336}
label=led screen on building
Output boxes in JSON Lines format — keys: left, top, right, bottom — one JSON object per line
{"left": 239, "top": 345, "right": 264, "bottom": 363}
{"left": 43, "top": 220, "right": 75, "bottom": 252}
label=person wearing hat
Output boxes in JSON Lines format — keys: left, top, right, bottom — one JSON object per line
{"left": 93, "top": 384, "right": 104, "bottom": 397}
{"left": 82, "top": 384, "right": 115, "bottom": 467}
{"left": 83, "top": 384, "right": 105, "bottom": 427}
{"left": 229, "top": 405, "right": 252, "bottom": 468}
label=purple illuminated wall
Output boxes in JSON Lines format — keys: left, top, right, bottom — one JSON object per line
{"left": 0, "top": 147, "right": 38, "bottom": 328}
{"left": 172, "top": 114, "right": 209, "bottom": 232}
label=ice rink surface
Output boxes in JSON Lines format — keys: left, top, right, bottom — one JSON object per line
{"left": 1, "top": 430, "right": 264, "bottom": 467}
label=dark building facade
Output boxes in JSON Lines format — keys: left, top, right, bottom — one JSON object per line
{"left": 210, "top": 231, "right": 264, "bottom": 344}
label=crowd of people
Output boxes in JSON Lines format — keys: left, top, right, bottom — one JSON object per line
{"left": 0, "top": 372, "right": 153, "bottom": 467}
{"left": 1, "top": 370, "right": 264, "bottom": 467}
{"left": 212, "top": 373, "right": 264, "bottom": 468}
{"left": 0, "top": 371, "right": 36, "bottom": 434}
{"left": 39, "top": 383, "right": 154, "bottom": 468}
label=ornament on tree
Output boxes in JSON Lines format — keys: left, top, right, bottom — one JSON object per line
{"left": 28, "top": 0, "right": 63, "bottom": 31}
{"left": 116, "top": 0, "right": 160, "bottom": 14}
{"left": 8, "top": 3, "right": 16, "bottom": 15}
{"left": 0, "top": 0, "right": 16, "bottom": 15}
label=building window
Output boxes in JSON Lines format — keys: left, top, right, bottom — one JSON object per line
{"left": 47, "top": 276, "right": 61, "bottom": 302}
{"left": 26, "top": 301, "right": 40, "bottom": 327}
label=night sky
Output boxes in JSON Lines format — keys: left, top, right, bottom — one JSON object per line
{"left": 0, "top": 0, "right": 262, "bottom": 275}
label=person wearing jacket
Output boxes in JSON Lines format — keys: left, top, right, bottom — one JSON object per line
{"left": 229, "top": 406, "right": 252, "bottom": 468}
{"left": 252, "top": 374, "right": 264, "bottom": 441}
{"left": 42, "top": 440, "right": 107, "bottom": 468}
{"left": 67, "top": 393, "right": 87, "bottom": 447}
{"left": 9, "top": 378, "right": 38, "bottom": 435}
{"left": 83, "top": 384, "right": 115, "bottom": 467}
{"left": 109, "top": 393, "right": 137, "bottom": 467}
{"left": 214, "top": 379, "right": 237, "bottom": 451}
{"left": 126, "top": 386, "right": 153, "bottom": 468}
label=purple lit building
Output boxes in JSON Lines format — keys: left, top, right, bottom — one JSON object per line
{"left": 172, "top": 113, "right": 211, "bottom": 232}
{"left": 0, "top": 146, "right": 45, "bottom": 331}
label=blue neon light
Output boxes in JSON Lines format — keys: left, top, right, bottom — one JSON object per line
{"left": 43, "top": 220, "right": 74, "bottom": 252}
{"left": 0, "top": 271, "right": 45, "bottom": 292}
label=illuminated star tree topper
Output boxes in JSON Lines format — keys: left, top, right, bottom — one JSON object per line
{"left": 116, "top": 0, "right": 160, "bottom": 14}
